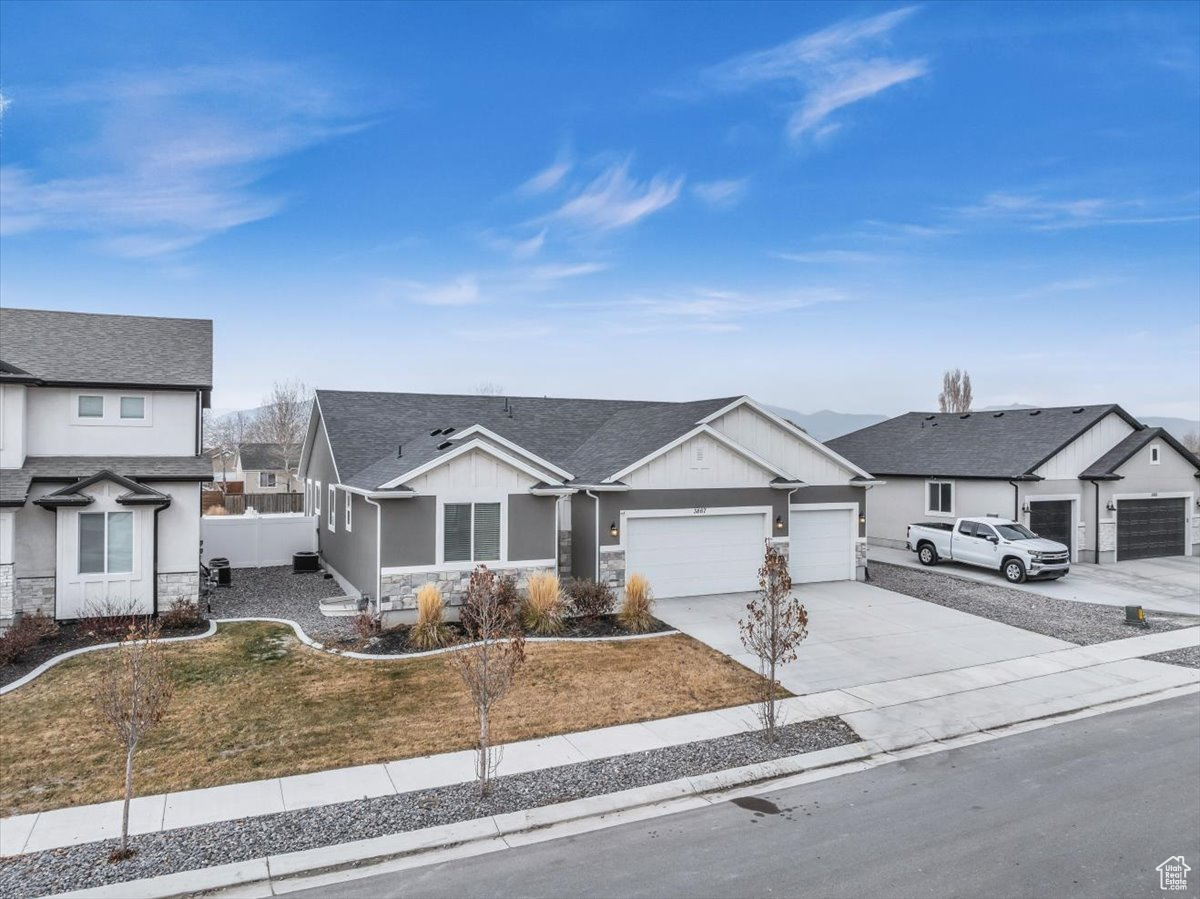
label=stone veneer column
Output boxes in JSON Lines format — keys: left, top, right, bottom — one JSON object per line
{"left": 0, "top": 563, "right": 13, "bottom": 627}
{"left": 598, "top": 547, "right": 625, "bottom": 590}
{"left": 157, "top": 572, "right": 201, "bottom": 609}
{"left": 14, "top": 577, "right": 55, "bottom": 618}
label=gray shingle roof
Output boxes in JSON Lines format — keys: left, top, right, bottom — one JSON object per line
{"left": 0, "top": 308, "right": 212, "bottom": 389}
{"left": 237, "top": 442, "right": 288, "bottom": 471}
{"left": 2, "top": 456, "right": 212, "bottom": 505}
{"left": 1079, "top": 427, "right": 1200, "bottom": 479}
{"left": 315, "top": 391, "right": 740, "bottom": 490}
{"left": 826, "top": 404, "right": 1141, "bottom": 479}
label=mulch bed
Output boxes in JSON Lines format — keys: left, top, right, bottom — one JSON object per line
{"left": 330, "top": 614, "right": 674, "bottom": 655}
{"left": 1, "top": 620, "right": 210, "bottom": 688}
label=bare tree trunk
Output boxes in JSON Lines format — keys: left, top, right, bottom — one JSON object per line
{"left": 121, "top": 742, "right": 135, "bottom": 854}
{"left": 478, "top": 700, "right": 491, "bottom": 797}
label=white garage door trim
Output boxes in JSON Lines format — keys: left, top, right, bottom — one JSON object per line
{"left": 621, "top": 506, "right": 772, "bottom": 599}
{"left": 789, "top": 502, "right": 856, "bottom": 583}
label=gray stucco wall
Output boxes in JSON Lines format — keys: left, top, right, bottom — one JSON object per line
{"left": 13, "top": 484, "right": 56, "bottom": 578}
{"left": 380, "top": 497, "right": 436, "bottom": 567}
{"left": 508, "top": 494, "right": 556, "bottom": 561}
{"left": 571, "top": 492, "right": 599, "bottom": 581}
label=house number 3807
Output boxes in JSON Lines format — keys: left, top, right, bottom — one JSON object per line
{"left": 693, "top": 507, "right": 707, "bottom": 514}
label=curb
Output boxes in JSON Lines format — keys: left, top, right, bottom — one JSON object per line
{"left": 43, "top": 681, "right": 1199, "bottom": 899}
{"left": 0, "top": 618, "right": 681, "bottom": 693}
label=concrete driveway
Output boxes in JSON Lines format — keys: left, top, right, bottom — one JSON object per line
{"left": 654, "top": 581, "right": 1071, "bottom": 695}
{"left": 869, "top": 546, "right": 1200, "bottom": 616}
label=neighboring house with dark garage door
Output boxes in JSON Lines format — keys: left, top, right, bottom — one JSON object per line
{"left": 826, "top": 404, "right": 1200, "bottom": 564}
{"left": 297, "top": 390, "right": 877, "bottom": 624}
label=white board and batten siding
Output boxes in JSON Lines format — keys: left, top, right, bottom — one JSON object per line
{"left": 708, "top": 405, "right": 857, "bottom": 486}
{"left": 201, "top": 514, "right": 318, "bottom": 568}
{"left": 405, "top": 448, "right": 540, "bottom": 493}
{"left": 1034, "top": 412, "right": 1135, "bottom": 480}
{"left": 625, "top": 433, "right": 774, "bottom": 489}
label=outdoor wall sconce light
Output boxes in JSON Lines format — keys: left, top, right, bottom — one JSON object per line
{"left": 610, "top": 522, "right": 619, "bottom": 538}
{"left": 858, "top": 512, "right": 866, "bottom": 527}
{"left": 775, "top": 515, "right": 784, "bottom": 530}
{"left": 1021, "top": 501, "right": 1031, "bottom": 514}
{"left": 1106, "top": 499, "right": 1117, "bottom": 511}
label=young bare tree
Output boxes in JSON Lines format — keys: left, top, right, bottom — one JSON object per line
{"left": 90, "top": 621, "right": 174, "bottom": 861}
{"left": 938, "top": 368, "right": 973, "bottom": 413}
{"left": 1182, "top": 431, "right": 1200, "bottom": 456}
{"left": 449, "top": 565, "right": 526, "bottom": 797}
{"left": 739, "top": 544, "right": 809, "bottom": 744}
{"left": 475, "top": 382, "right": 505, "bottom": 396}
{"left": 254, "top": 379, "right": 312, "bottom": 491}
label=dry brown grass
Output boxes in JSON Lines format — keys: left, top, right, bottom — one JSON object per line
{"left": 0, "top": 621, "right": 769, "bottom": 816}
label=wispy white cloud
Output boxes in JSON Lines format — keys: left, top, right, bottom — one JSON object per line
{"left": 774, "top": 249, "right": 891, "bottom": 264}
{"left": 519, "top": 151, "right": 573, "bottom": 195}
{"left": 958, "top": 191, "right": 1200, "bottom": 230}
{"left": 704, "top": 7, "right": 927, "bottom": 142}
{"left": 545, "top": 161, "right": 683, "bottom": 231}
{"left": 0, "top": 62, "right": 367, "bottom": 256}
{"left": 385, "top": 274, "right": 483, "bottom": 306}
{"left": 525, "top": 262, "right": 608, "bottom": 281}
{"left": 691, "top": 178, "right": 749, "bottom": 209}
{"left": 589, "top": 285, "right": 845, "bottom": 333}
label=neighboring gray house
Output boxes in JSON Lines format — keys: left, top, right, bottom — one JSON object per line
{"left": 298, "top": 390, "right": 876, "bottom": 623}
{"left": 0, "top": 308, "right": 213, "bottom": 627}
{"left": 827, "top": 404, "right": 1200, "bottom": 564}
{"left": 233, "top": 442, "right": 297, "bottom": 492}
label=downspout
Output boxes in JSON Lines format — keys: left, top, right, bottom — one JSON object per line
{"left": 553, "top": 495, "right": 563, "bottom": 578}
{"left": 1090, "top": 480, "right": 1102, "bottom": 565}
{"left": 364, "top": 496, "right": 383, "bottom": 614}
{"left": 1009, "top": 481, "right": 1021, "bottom": 521}
{"left": 152, "top": 501, "right": 170, "bottom": 618}
{"left": 585, "top": 490, "right": 600, "bottom": 582}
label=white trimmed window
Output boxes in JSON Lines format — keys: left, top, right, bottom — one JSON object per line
{"left": 345, "top": 490, "right": 352, "bottom": 531}
{"left": 77, "top": 395, "right": 104, "bottom": 418}
{"left": 328, "top": 485, "right": 336, "bottom": 531}
{"left": 1150, "top": 445, "right": 1161, "bottom": 465}
{"left": 444, "top": 502, "right": 501, "bottom": 562}
{"left": 259, "top": 472, "right": 277, "bottom": 488}
{"left": 119, "top": 396, "right": 146, "bottom": 419}
{"left": 79, "top": 511, "right": 133, "bottom": 574}
{"left": 315, "top": 481, "right": 321, "bottom": 518}
{"left": 926, "top": 480, "right": 954, "bottom": 516}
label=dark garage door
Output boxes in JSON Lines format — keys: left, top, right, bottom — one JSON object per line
{"left": 1029, "top": 500, "right": 1073, "bottom": 552}
{"left": 1117, "top": 498, "right": 1186, "bottom": 561}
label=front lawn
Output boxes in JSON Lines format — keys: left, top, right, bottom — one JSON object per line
{"left": 0, "top": 622, "right": 768, "bottom": 816}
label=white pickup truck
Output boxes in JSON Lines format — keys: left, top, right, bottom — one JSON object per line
{"left": 906, "top": 517, "right": 1070, "bottom": 584}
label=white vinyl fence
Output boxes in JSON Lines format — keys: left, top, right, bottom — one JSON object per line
{"left": 201, "top": 513, "right": 318, "bottom": 568}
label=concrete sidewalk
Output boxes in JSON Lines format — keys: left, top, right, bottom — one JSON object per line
{"left": 869, "top": 546, "right": 1200, "bottom": 616}
{"left": 4, "top": 626, "right": 1196, "bottom": 860}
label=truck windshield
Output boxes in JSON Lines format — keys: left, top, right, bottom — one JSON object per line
{"left": 995, "top": 523, "right": 1036, "bottom": 540}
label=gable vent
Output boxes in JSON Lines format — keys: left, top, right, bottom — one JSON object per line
{"left": 993, "top": 412, "right": 1005, "bottom": 417}
{"left": 1029, "top": 410, "right": 1042, "bottom": 416}
{"left": 437, "top": 441, "right": 453, "bottom": 450}
{"left": 429, "top": 428, "right": 443, "bottom": 436}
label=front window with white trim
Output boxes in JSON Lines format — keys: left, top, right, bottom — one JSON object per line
{"left": 345, "top": 490, "right": 352, "bottom": 531}
{"left": 77, "top": 395, "right": 104, "bottom": 418}
{"left": 328, "top": 485, "right": 336, "bottom": 531}
{"left": 926, "top": 480, "right": 954, "bottom": 516}
{"left": 79, "top": 511, "right": 133, "bottom": 574}
{"left": 1150, "top": 445, "right": 1161, "bottom": 465}
{"left": 119, "top": 396, "right": 146, "bottom": 419}
{"left": 315, "top": 481, "right": 321, "bottom": 518}
{"left": 444, "top": 502, "right": 500, "bottom": 562}
{"left": 259, "top": 472, "right": 277, "bottom": 488}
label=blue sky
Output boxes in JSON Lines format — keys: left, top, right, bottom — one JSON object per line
{"left": 1, "top": 1, "right": 1197, "bottom": 419}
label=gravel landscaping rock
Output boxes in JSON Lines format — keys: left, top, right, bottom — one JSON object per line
{"left": 204, "top": 566, "right": 352, "bottom": 641}
{"left": 0, "top": 717, "right": 858, "bottom": 897}
{"left": 869, "top": 561, "right": 1198, "bottom": 645}
{"left": 1142, "top": 646, "right": 1200, "bottom": 669}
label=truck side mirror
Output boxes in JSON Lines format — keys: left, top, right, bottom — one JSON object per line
{"left": 987, "top": 535, "right": 999, "bottom": 544}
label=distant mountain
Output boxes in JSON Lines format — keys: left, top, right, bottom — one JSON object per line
{"left": 980, "top": 404, "right": 1198, "bottom": 442}
{"left": 764, "top": 406, "right": 887, "bottom": 442}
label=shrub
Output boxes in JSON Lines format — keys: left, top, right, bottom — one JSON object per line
{"left": 461, "top": 571, "right": 519, "bottom": 638}
{"left": 160, "top": 599, "right": 204, "bottom": 630}
{"left": 522, "top": 571, "right": 564, "bottom": 635}
{"left": 410, "top": 583, "right": 451, "bottom": 650}
{"left": 0, "top": 621, "right": 38, "bottom": 666}
{"left": 204, "top": 504, "right": 228, "bottom": 516}
{"left": 80, "top": 598, "right": 145, "bottom": 642}
{"left": 22, "top": 611, "right": 59, "bottom": 641}
{"left": 352, "top": 610, "right": 379, "bottom": 644}
{"left": 618, "top": 573, "right": 655, "bottom": 633}
{"left": 567, "top": 578, "right": 615, "bottom": 622}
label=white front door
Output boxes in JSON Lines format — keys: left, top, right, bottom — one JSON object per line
{"left": 56, "top": 481, "right": 154, "bottom": 619}
{"left": 789, "top": 507, "right": 854, "bottom": 583}
{"left": 624, "top": 511, "right": 768, "bottom": 599}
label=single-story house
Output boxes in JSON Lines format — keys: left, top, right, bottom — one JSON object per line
{"left": 0, "top": 308, "right": 213, "bottom": 626}
{"left": 297, "top": 390, "right": 877, "bottom": 623}
{"left": 826, "top": 404, "right": 1200, "bottom": 564}
{"left": 232, "top": 442, "right": 297, "bottom": 492}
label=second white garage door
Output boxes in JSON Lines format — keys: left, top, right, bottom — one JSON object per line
{"left": 624, "top": 512, "right": 766, "bottom": 599}
{"left": 789, "top": 508, "right": 854, "bottom": 583}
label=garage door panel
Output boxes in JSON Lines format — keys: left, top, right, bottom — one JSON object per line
{"left": 625, "top": 513, "right": 766, "bottom": 599}
{"left": 789, "top": 508, "right": 853, "bottom": 584}
{"left": 1117, "top": 498, "right": 1186, "bottom": 561}
{"left": 1029, "top": 500, "right": 1073, "bottom": 553}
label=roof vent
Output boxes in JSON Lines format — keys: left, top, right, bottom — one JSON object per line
{"left": 960, "top": 413, "right": 971, "bottom": 419}
{"left": 437, "top": 441, "right": 453, "bottom": 450}
{"left": 429, "top": 428, "right": 443, "bottom": 436}
{"left": 442, "top": 427, "right": 455, "bottom": 436}
{"left": 924, "top": 415, "right": 936, "bottom": 420}
{"left": 397, "top": 444, "right": 402, "bottom": 458}
{"left": 1073, "top": 407, "right": 1085, "bottom": 413}
{"left": 993, "top": 412, "right": 1005, "bottom": 417}
{"left": 1029, "top": 410, "right": 1041, "bottom": 416}
{"left": 931, "top": 422, "right": 939, "bottom": 427}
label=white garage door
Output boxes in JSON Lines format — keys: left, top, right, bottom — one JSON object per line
{"left": 625, "top": 513, "right": 766, "bottom": 599}
{"left": 789, "top": 508, "right": 853, "bottom": 583}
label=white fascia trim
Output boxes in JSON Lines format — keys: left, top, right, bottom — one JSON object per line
{"left": 449, "top": 425, "right": 574, "bottom": 481}
{"left": 297, "top": 395, "right": 341, "bottom": 485}
{"left": 530, "top": 487, "right": 576, "bottom": 496}
{"left": 377, "top": 439, "right": 566, "bottom": 491}
{"left": 340, "top": 485, "right": 415, "bottom": 499}
{"left": 381, "top": 558, "right": 556, "bottom": 577}
{"left": 570, "top": 483, "right": 630, "bottom": 492}
{"left": 604, "top": 423, "right": 793, "bottom": 484}
{"left": 699, "top": 395, "right": 875, "bottom": 481}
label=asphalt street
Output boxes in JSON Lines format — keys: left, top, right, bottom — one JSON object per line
{"left": 288, "top": 695, "right": 1200, "bottom": 899}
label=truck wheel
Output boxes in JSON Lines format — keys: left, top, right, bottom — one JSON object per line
{"left": 918, "top": 544, "right": 938, "bottom": 566}
{"left": 1003, "top": 559, "right": 1027, "bottom": 584}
